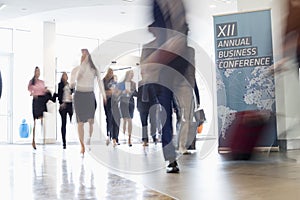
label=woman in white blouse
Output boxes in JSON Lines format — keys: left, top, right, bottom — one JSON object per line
{"left": 70, "top": 49, "right": 106, "bottom": 155}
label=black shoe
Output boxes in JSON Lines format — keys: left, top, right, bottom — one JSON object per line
{"left": 166, "top": 161, "right": 180, "bottom": 173}
{"left": 182, "top": 150, "right": 192, "bottom": 155}
{"left": 153, "top": 138, "right": 157, "bottom": 145}
{"left": 63, "top": 145, "right": 66, "bottom": 149}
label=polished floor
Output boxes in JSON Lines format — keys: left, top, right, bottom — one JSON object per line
{"left": 0, "top": 144, "right": 172, "bottom": 200}
{"left": 1, "top": 140, "right": 300, "bottom": 200}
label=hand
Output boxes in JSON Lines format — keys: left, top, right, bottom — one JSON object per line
{"left": 59, "top": 103, "right": 66, "bottom": 110}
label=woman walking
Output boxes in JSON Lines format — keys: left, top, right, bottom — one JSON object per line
{"left": 56, "top": 72, "right": 73, "bottom": 149}
{"left": 118, "top": 70, "right": 137, "bottom": 146}
{"left": 28, "top": 66, "right": 49, "bottom": 149}
{"left": 70, "top": 49, "right": 106, "bottom": 155}
{"left": 102, "top": 68, "right": 115, "bottom": 145}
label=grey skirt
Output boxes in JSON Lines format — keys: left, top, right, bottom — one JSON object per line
{"left": 74, "top": 91, "right": 97, "bottom": 123}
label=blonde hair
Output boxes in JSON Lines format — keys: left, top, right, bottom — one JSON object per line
{"left": 123, "top": 70, "right": 133, "bottom": 82}
{"left": 104, "top": 68, "right": 113, "bottom": 80}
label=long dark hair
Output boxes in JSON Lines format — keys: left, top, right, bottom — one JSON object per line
{"left": 82, "top": 49, "right": 98, "bottom": 73}
{"left": 88, "top": 54, "right": 97, "bottom": 71}
{"left": 60, "top": 72, "right": 68, "bottom": 86}
{"left": 30, "top": 66, "right": 39, "bottom": 85}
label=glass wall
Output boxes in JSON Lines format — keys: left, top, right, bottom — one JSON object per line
{"left": 0, "top": 54, "right": 12, "bottom": 143}
{"left": 0, "top": 25, "right": 44, "bottom": 143}
{"left": 13, "top": 28, "right": 44, "bottom": 143}
{"left": 0, "top": 28, "right": 13, "bottom": 143}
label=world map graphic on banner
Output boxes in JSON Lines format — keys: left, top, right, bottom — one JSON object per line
{"left": 216, "top": 66, "right": 275, "bottom": 139}
{"left": 214, "top": 10, "right": 277, "bottom": 143}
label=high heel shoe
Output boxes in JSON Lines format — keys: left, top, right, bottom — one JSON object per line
{"left": 32, "top": 141, "right": 36, "bottom": 150}
{"left": 86, "top": 137, "right": 91, "bottom": 146}
{"left": 128, "top": 139, "right": 132, "bottom": 147}
{"left": 113, "top": 139, "right": 117, "bottom": 148}
{"left": 143, "top": 141, "right": 149, "bottom": 147}
{"left": 80, "top": 147, "right": 85, "bottom": 156}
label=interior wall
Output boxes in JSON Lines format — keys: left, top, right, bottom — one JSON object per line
{"left": 3, "top": 0, "right": 296, "bottom": 145}
{"left": 0, "top": 1, "right": 239, "bottom": 143}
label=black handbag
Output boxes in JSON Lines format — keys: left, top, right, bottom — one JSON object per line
{"left": 195, "top": 108, "right": 206, "bottom": 126}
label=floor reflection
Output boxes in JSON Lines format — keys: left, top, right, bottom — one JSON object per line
{"left": 59, "top": 158, "right": 76, "bottom": 199}
{"left": 0, "top": 145, "right": 172, "bottom": 200}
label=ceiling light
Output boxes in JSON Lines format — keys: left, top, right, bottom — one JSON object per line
{"left": 0, "top": 3, "right": 7, "bottom": 10}
{"left": 210, "top": 4, "right": 217, "bottom": 8}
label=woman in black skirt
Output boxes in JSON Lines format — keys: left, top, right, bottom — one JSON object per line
{"left": 28, "top": 66, "right": 49, "bottom": 149}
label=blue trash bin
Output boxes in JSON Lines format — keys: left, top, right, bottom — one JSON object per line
{"left": 19, "top": 119, "right": 29, "bottom": 138}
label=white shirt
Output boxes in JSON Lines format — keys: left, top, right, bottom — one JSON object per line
{"left": 70, "top": 61, "right": 106, "bottom": 100}
{"left": 62, "top": 83, "right": 72, "bottom": 103}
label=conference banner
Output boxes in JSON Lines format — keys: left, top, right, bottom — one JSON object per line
{"left": 214, "top": 10, "right": 278, "bottom": 149}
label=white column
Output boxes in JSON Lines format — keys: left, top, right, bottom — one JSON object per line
{"left": 42, "top": 21, "right": 56, "bottom": 144}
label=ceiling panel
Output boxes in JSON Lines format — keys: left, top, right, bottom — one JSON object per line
{"left": 0, "top": 0, "right": 150, "bottom": 21}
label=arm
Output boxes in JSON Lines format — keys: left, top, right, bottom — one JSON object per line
{"left": 131, "top": 82, "right": 138, "bottom": 97}
{"left": 28, "top": 80, "right": 33, "bottom": 95}
{"left": 96, "top": 71, "right": 106, "bottom": 102}
{"left": 70, "top": 66, "right": 78, "bottom": 89}
{"left": 112, "top": 84, "right": 122, "bottom": 99}
{"left": 57, "top": 82, "right": 64, "bottom": 104}
{"left": 132, "top": 89, "right": 138, "bottom": 97}
{"left": 28, "top": 80, "right": 39, "bottom": 97}
{"left": 104, "top": 80, "right": 112, "bottom": 98}
{"left": 194, "top": 82, "right": 200, "bottom": 106}
{"left": 142, "top": 35, "right": 187, "bottom": 65}
{"left": 28, "top": 79, "right": 47, "bottom": 97}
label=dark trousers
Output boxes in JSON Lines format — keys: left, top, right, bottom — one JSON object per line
{"left": 157, "top": 87, "right": 176, "bottom": 162}
{"left": 104, "top": 98, "right": 112, "bottom": 138}
{"left": 139, "top": 109, "right": 157, "bottom": 142}
{"left": 59, "top": 102, "right": 73, "bottom": 147}
{"left": 111, "top": 99, "right": 120, "bottom": 142}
